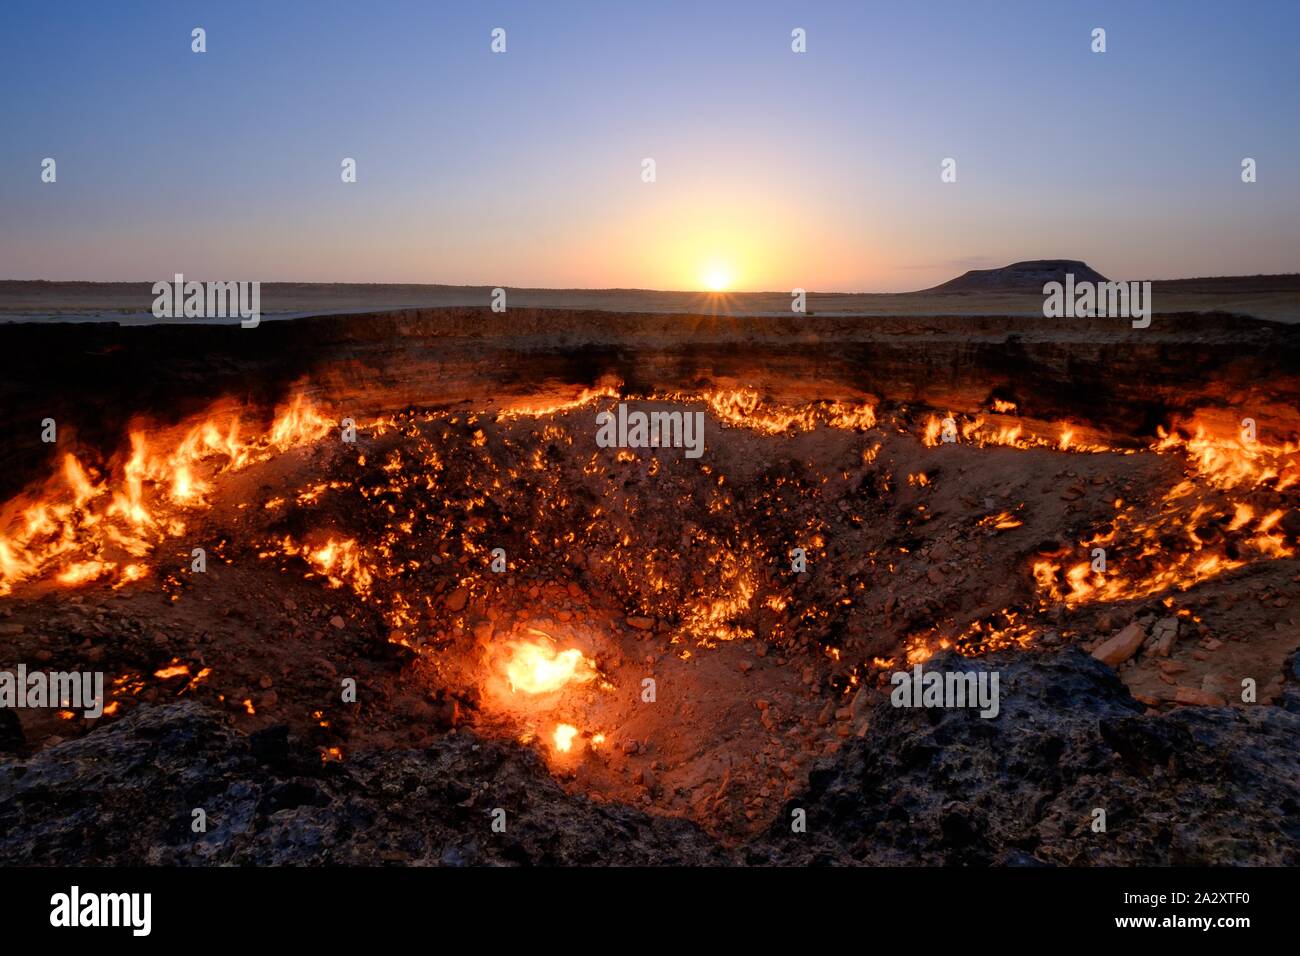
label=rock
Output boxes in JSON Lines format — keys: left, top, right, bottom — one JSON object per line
{"left": 763, "top": 648, "right": 1300, "bottom": 866}
{"left": 444, "top": 588, "right": 470, "bottom": 613}
{"left": 0, "top": 702, "right": 727, "bottom": 866}
{"left": 1150, "top": 617, "right": 1179, "bottom": 657}
{"left": 626, "top": 616, "right": 655, "bottom": 631}
{"left": 0, "top": 710, "right": 23, "bottom": 753}
{"left": 329, "top": 615, "right": 345, "bottom": 630}
{"left": 1174, "top": 687, "right": 1226, "bottom": 707}
{"left": 0, "top": 646, "right": 1293, "bottom": 867}
{"left": 1091, "top": 621, "right": 1146, "bottom": 667}
{"left": 1201, "top": 673, "right": 1239, "bottom": 701}
{"left": 0, "top": 623, "right": 25, "bottom": 636}
{"left": 248, "top": 724, "right": 290, "bottom": 765}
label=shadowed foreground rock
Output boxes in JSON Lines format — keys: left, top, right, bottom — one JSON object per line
{"left": 0, "top": 704, "right": 728, "bottom": 866}
{"left": 764, "top": 648, "right": 1300, "bottom": 866}
{"left": 0, "top": 648, "right": 1295, "bottom": 865}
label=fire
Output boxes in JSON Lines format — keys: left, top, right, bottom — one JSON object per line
{"left": 976, "top": 510, "right": 1023, "bottom": 530}
{"left": 1155, "top": 421, "right": 1300, "bottom": 490}
{"left": 552, "top": 723, "right": 579, "bottom": 752}
{"left": 265, "top": 536, "right": 377, "bottom": 597}
{"left": 1026, "top": 413, "right": 1299, "bottom": 608}
{"left": 922, "top": 415, "right": 943, "bottom": 447}
{"left": 923, "top": 409, "right": 1101, "bottom": 452}
{"left": 499, "top": 385, "right": 621, "bottom": 419}
{"left": 694, "top": 389, "right": 875, "bottom": 435}
{"left": 502, "top": 636, "right": 596, "bottom": 695}
{"left": 0, "top": 395, "right": 336, "bottom": 595}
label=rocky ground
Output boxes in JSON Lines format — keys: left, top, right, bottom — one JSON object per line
{"left": 0, "top": 647, "right": 1295, "bottom": 866}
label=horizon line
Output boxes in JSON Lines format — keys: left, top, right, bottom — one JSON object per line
{"left": 2, "top": 268, "right": 1298, "bottom": 298}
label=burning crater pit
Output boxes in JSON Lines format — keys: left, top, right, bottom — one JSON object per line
{"left": 1, "top": 309, "right": 1298, "bottom": 861}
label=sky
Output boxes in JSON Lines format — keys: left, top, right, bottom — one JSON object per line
{"left": 1, "top": 0, "right": 1298, "bottom": 292}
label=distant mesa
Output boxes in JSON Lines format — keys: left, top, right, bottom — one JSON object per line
{"left": 923, "top": 259, "right": 1108, "bottom": 293}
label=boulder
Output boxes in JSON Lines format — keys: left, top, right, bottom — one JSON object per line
{"left": 1092, "top": 621, "right": 1146, "bottom": 667}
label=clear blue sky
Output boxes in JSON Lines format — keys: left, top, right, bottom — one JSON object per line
{"left": 2, "top": 0, "right": 1297, "bottom": 290}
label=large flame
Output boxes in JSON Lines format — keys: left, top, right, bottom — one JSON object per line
{"left": 501, "top": 636, "right": 596, "bottom": 695}
{"left": 0, "top": 395, "right": 333, "bottom": 595}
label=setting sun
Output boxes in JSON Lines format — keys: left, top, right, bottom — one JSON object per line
{"left": 702, "top": 264, "right": 733, "bottom": 292}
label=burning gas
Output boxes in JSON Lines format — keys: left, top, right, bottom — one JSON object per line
{"left": 0, "top": 395, "right": 332, "bottom": 595}
{"left": 501, "top": 635, "right": 597, "bottom": 695}
{"left": 552, "top": 723, "right": 579, "bottom": 752}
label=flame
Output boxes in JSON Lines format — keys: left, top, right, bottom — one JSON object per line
{"left": 499, "top": 386, "right": 621, "bottom": 419}
{"left": 0, "top": 395, "right": 335, "bottom": 595}
{"left": 267, "top": 536, "right": 377, "bottom": 597}
{"left": 1154, "top": 420, "right": 1300, "bottom": 490}
{"left": 922, "top": 415, "right": 943, "bottom": 447}
{"left": 552, "top": 723, "right": 579, "bottom": 752}
{"left": 502, "top": 637, "right": 596, "bottom": 694}
{"left": 695, "top": 389, "right": 875, "bottom": 435}
{"left": 1028, "top": 414, "right": 1299, "bottom": 608}
{"left": 979, "top": 510, "right": 1023, "bottom": 530}
{"left": 922, "top": 410, "right": 1103, "bottom": 452}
